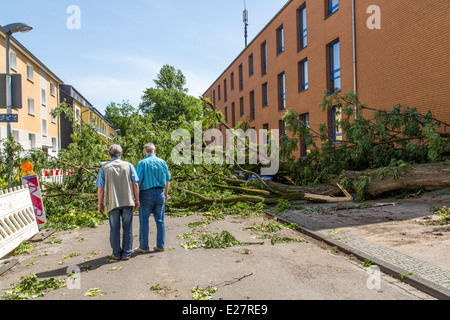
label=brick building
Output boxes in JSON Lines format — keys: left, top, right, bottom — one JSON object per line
{"left": 202, "top": 0, "right": 449, "bottom": 157}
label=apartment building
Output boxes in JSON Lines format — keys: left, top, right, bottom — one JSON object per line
{"left": 203, "top": 0, "right": 449, "bottom": 157}
{"left": 0, "top": 29, "right": 63, "bottom": 156}
{"left": 59, "top": 84, "right": 116, "bottom": 149}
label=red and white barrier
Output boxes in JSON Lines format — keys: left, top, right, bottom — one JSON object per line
{"left": 40, "top": 169, "right": 74, "bottom": 189}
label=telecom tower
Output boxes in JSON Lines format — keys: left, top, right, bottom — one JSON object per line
{"left": 243, "top": 1, "right": 249, "bottom": 47}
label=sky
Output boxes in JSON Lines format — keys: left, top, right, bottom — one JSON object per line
{"left": 1, "top": 0, "right": 289, "bottom": 113}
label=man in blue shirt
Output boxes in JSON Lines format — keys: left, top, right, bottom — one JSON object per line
{"left": 96, "top": 144, "right": 139, "bottom": 260}
{"left": 135, "top": 143, "right": 171, "bottom": 253}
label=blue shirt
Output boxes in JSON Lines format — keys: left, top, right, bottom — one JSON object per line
{"left": 136, "top": 154, "right": 171, "bottom": 190}
{"left": 96, "top": 158, "right": 139, "bottom": 188}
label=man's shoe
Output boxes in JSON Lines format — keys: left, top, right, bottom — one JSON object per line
{"left": 134, "top": 247, "right": 150, "bottom": 254}
{"left": 154, "top": 246, "right": 165, "bottom": 252}
{"left": 122, "top": 255, "right": 132, "bottom": 260}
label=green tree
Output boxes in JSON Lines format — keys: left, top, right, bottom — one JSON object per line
{"left": 140, "top": 64, "right": 203, "bottom": 121}
{"left": 104, "top": 100, "right": 138, "bottom": 136}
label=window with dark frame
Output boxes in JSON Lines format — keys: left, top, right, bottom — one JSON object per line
{"left": 327, "top": 0, "right": 339, "bottom": 16}
{"left": 300, "top": 113, "right": 310, "bottom": 157}
{"left": 249, "top": 54, "right": 254, "bottom": 76}
{"left": 299, "top": 58, "right": 309, "bottom": 92}
{"left": 231, "top": 72, "right": 235, "bottom": 90}
{"left": 328, "top": 39, "right": 341, "bottom": 93}
{"left": 262, "top": 82, "right": 268, "bottom": 107}
{"left": 261, "top": 41, "right": 267, "bottom": 75}
{"left": 331, "top": 106, "right": 342, "bottom": 142}
{"left": 298, "top": 5, "right": 307, "bottom": 51}
{"left": 239, "top": 64, "right": 244, "bottom": 91}
{"left": 225, "top": 106, "right": 228, "bottom": 123}
{"left": 279, "top": 119, "right": 286, "bottom": 144}
{"left": 240, "top": 97, "right": 244, "bottom": 117}
{"left": 277, "top": 25, "right": 284, "bottom": 55}
{"left": 250, "top": 90, "right": 255, "bottom": 121}
{"left": 231, "top": 102, "right": 236, "bottom": 127}
{"left": 278, "top": 72, "right": 286, "bottom": 111}
{"left": 224, "top": 79, "right": 227, "bottom": 102}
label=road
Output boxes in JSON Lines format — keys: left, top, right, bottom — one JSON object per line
{"left": 0, "top": 210, "right": 433, "bottom": 301}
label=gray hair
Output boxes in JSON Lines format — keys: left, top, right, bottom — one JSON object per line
{"left": 109, "top": 144, "right": 123, "bottom": 158}
{"left": 144, "top": 143, "right": 156, "bottom": 154}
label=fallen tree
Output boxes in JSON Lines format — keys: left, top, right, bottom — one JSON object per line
{"left": 340, "top": 161, "right": 450, "bottom": 197}
{"left": 4, "top": 90, "right": 449, "bottom": 224}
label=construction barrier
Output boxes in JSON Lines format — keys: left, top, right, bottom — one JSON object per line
{"left": 0, "top": 185, "right": 39, "bottom": 259}
{"left": 40, "top": 169, "right": 74, "bottom": 190}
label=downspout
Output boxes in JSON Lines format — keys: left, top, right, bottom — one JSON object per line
{"left": 352, "top": 0, "right": 357, "bottom": 117}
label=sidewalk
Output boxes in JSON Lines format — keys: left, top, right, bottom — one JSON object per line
{"left": 267, "top": 195, "right": 450, "bottom": 300}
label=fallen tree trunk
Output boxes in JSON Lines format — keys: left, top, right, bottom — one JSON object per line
{"left": 340, "top": 161, "right": 450, "bottom": 196}
{"left": 265, "top": 181, "right": 343, "bottom": 196}
{"left": 222, "top": 177, "right": 343, "bottom": 196}
{"left": 169, "top": 183, "right": 352, "bottom": 208}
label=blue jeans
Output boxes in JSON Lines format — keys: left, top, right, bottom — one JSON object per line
{"left": 138, "top": 189, "right": 165, "bottom": 250}
{"left": 109, "top": 206, "right": 134, "bottom": 259}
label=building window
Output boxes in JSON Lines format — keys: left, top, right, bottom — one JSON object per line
{"left": 213, "top": 90, "right": 216, "bottom": 105}
{"left": 231, "top": 102, "right": 236, "bottom": 127}
{"left": 298, "top": 5, "right": 307, "bottom": 50}
{"left": 300, "top": 113, "right": 310, "bottom": 157}
{"left": 328, "top": 40, "right": 341, "bottom": 93}
{"left": 277, "top": 25, "right": 284, "bottom": 55}
{"left": 224, "top": 79, "right": 227, "bottom": 102}
{"left": 41, "top": 89, "right": 47, "bottom": 107}
{"left": 27, "top": 64, "right": 34, "bottom": 82}
{"left": 261, "top": 41, "right": 267, "bottom": 75}
{"left": 9, "top": 51, "right": 17, "bottom": 71}
{"left": 299, "top": 59, "right": 309, "bottom": 92}
{"left": 262, "top": 123, "right": 269, "bottom": 144}
{"left": 42, "top": 119, "right": 47, "bottom": 137}
{"left": 250, "top": 91, "right": 255, "bottom": 121}
{"left": 218, "top": 85, "right": 221, "bottom": 101}
{"left": 327, "top": 0, "right": 339, "bottom": 16}
{"left": 231, "top": 72, "right": 235, "bottom": 90}
{"left": 249, "top": 54, "right": 254, "bottom": 76}
{"left": 50, "top": 82, "right": 56, "bottom": 96}
{"left": 225, "top": 106, "right": 228, "bottom": 123}
{"left": 278, "top": 72, "right": 286, "bottom": 111}
{"left": 240, "top": 97, "right": 244, "bottom": 117}
{"left": 52, "top": 137, "right": 57, "bottom": 152}
{"left": 262, "top": 82, "right": 268, "bottom": 107}
{"left": 51, "top": 109, "right": 56, "bottom": 123}
{"left": 27, "top": 97, "right": 35, "bottom": 115}
{"left": 29, "top": 133, "right": 36, "bottom": 149}
{"left": 279, "top": 119, "right": 286, "bottom": 144}
{"left": 331, "top": 106, "right": 342, "bottom": 142}
{"left": 239, "top": 64, "right": 244, "bottom": 91}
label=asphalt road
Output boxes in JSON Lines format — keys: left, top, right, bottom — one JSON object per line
{"left": 0, "top": 211, "right": 434, "bottom": 301}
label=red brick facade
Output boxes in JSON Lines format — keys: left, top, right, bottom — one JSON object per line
{"left": 203, "top": 0, "right": 449, "bottom": 150}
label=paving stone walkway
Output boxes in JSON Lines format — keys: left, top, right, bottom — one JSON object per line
{"left": 270, "top": 210, "right": 450, "bottom": 300}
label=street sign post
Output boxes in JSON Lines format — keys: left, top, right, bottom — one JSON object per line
{"left": 0, "top": 114, "right": 18, "bottom": 122}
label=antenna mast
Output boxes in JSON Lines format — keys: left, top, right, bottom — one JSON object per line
{"left": 243, "top": 0, "right": 248, "bottom": 47}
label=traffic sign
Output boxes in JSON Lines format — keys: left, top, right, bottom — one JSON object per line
{"left": 0, "top": 114, "right": 18, "bottom": 122}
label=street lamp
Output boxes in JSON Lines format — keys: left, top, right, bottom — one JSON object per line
{"left": 1, "top": 23, "right": 33, "bottom": 139}
{"left": 1, "top": 23, "right": 32, "bottom": 188}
